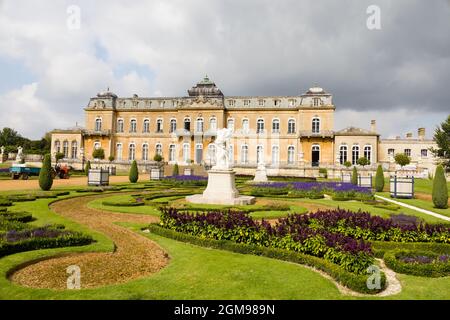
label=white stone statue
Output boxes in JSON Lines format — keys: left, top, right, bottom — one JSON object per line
{"left": 212, "top": 128, "right": 233, "bottom": 170}
{"left": 16, "top": 146, "right": 24, "bottom": 162}
{"left": 0, "top": 146, "right": 4, "bottom": 154}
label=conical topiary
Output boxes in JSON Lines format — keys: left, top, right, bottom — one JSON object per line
{"left": 85, "top": 160, "right": 91, "bottom": 176}
{"left": 129, "top": 160, "right": 139, "bottom": 183}
{"left": 351, "top": 166, "right": 358, "bottom": 185}
{"left": 172, "top": 163, "right": 179, "bottom": 176}
{"left": 432, "top": 165, "right": 448, "bottom": 209}
{"left": 375, "top": 165, "right": 385, "bottom": 192}
{"left": 39, "top": 154, "right": 53, "bottom": 191}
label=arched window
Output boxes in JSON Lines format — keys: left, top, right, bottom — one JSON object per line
{"left": 242, "top": 119, "right": 249, "bottom": 133}
{"left": 156, "top": 119, "right": 163, "bottom": 133}
{"left": 129, "top": 143, "right": 136, "bottom": 161}
{"left": 95, "top": 118, "right": 102, "bottom": 131}
{"left": 130, "top": 119, "right": 137, "bottom": 133}
{"left": 170, "top": 119, "right": 177, "bottom": 133}
{"left": 209, "top": 117, "right": 217, "bottom": 131}
{"left": 196, "top": 118, "right": 204, "bottom": 133}
{"left": 94, "top": 141, "right": 101, "bottom": 150}
{"left": 142, "top": 144, "right": 149, "bottom": 161}
{"left": 272, "top": 119, "right": 280, "bottom": 133}
{"left": 116, "top": 119, "right": 124, "bottom": 133}
{"left": 227, "top": 118, "right": 235, "bottom": 131}
{"left": 156, "top": 143, "right": 162, "bottom": 156}
{"left": 183, "top": 143, "right": 190, "bottom": 162}
{"left": 63, "top": 141, "right": 69, "bottom": 158}
{"left": 184, "top": 118, "right": 190, "bottom": 131}
{"left": 54, "top": 140, "right": 61, "bottom": 153}
{"left": 71, "top": 141, "right": 77, "bottom": 159}
{"left": 257, "top": 119, "right": 265, "bottom": 134}
{"left": 143, "top": 119, "right": 150, "bottom": 133}
{"left": 339, "top": 145, "right": 348, "bottom": 165}
{"left": 169, "top": 144, "right": 176, "bottom": 162}
{"left": 352, "top": 145, "right": 359, "bottom": 165}
{"left": 272, "top": 145, "right": 279, "bottom": 165}
{"left": 287, "top": 146, "right": 295, "bottom": 165}
{"left": 312, "top": 118, "right": 320, "bottom": 134}
{"left": 195, "top": 144, "right": 203, "bottom": 164}
{"left": 257, "top": 145, "right": 264, "bottom": 164}
{"left": 312, "top": 145, "right": 320, "bottom": 167}
{"left": 241, "top": 145, "right": 249, "bottom": 164}
{"left": 116, "top": 143, "right": 123, "bottom": 160}
{"left": 288, "top": 119, "right": 296, "bottom": 134}
{"left": 364, "top": 146, "right": 372, "bottom": 164}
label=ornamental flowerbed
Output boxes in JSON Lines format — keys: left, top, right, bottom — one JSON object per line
{"left": 163, "top": 175, "right": 207, "bottom": 187}
{"left": 160, "top": 208, "right": 450, "bottom": 275}
{"left": 384, "top": 250, "right": 450, "bottom": 277}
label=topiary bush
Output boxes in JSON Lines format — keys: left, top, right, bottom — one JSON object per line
{"left": 38, "top": 154, "right": 53, "bottom": 191}
{"left": 351, "top": 166, "right": 358, "bottom": 185}
{"left": 92, "top": 148, "right": 105, "bottom": 160}
{"left": 432, "top": 165, "right": 448, "bottom": 209}
{"left": 395, "top": 153, "right": 410, "bottom": 168}
{"left": 129, "top": 160, "right": 139, "bottom": 183}
{"left": 172, "top": 163, "right": 179, "bottom": 176}
{"left": 375, "top": 165, "right": 385, "bottom": 192}
{"left": 85, "top": 160, "right": 91, "bottom": 176}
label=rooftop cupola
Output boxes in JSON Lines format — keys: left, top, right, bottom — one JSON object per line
{"left": 188, "top": 75, "right": 224, "bottom": 97}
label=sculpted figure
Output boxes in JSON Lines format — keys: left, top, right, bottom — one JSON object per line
{"left": 213, "top": 128, "right": 233, "bottom": 170}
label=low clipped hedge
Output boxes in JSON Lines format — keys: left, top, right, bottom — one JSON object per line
{"left": 145, "top": 192, "right": 193, "bottom": 201}
{"left": 0, "top": 211, "right": 33, "bottom": 223}
{"left": 146, "top": 224, "right": 387, "bottom": 294}
{"left": 76, "top": 188, "right": 104, "bottom": 193}
{"left": 102, "top": 200, "right": 145, "bottom": 207}
{"left": 6, "top": 194, "right": 37, "bottom": 202}
{"left": 372, "top": 241, "right": 450, "bottom": 258}
{"left": 384, "top": 249, "right": 450, "bottom": 277}
{"left": 0, "top": 199, "right": 12, "bottom": 207}
{"left": 0, "top": 207, "right": 7, "bottom": 213}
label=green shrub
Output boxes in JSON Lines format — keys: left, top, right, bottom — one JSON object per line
{"left": 129, "top": 160, "right": 139, "bottom": 183}
{"left": 351, "top": 166, "right": 358, "bottom": 185}
{"left": 375, "top": 165, "right": 385, "bottom": 192}
{"left": 344, "top": 161, "right": 352, "bottom": 168}
{"left": 85, "top": 160, "right": 91, "bottom": 176}
{"left": 357, "top": 157, "right": 369, "bottom": 167}
{"left": 146, "top": 224, "right": 386, "bottom": 294}
{"left": 38, "top": 154, "right": 53, "bottom": 191}
{"left": 0, "top": 207, "right": 7, "bottom": 213}
{"left": 153, "top": 154, "right": 163, "bottom": 162}
{"left": 384, "top": 250, "right": 450, "bottom": 277}
{"left": 108, "top": 155, "right": 115, "bottom": 162}
{"left": 0, "top": 211, "right": 33, "bottom": 223}
{"left": 92, "top": 148, "right": 105, "bottom": 160}
{"left": 394, "top": 153, "right": 410, "bottom": 167}
{"left": 172, "top": 163, "right": 179, "bottom": 176}
{"left": 0, "top": 199, "right": 12, "bottom": 207}
{"left": 432, "top": 165, "right": 448, "bottom": 209}
{"left": 102, "top": 200, "right": 145, "bottom": 207}
{"left": 319, "top": 168, "right": 328, "bottom": 178}
{"left": 6, "top": 194, "right": 37, "bottom": 202}
{"left": 55, "top": 152, "right": 65, "bottom": 163}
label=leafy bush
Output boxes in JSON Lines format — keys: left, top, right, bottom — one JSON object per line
{"left": 153, "top": 154, "right": 163, "bottom": 162}
{"left": 6, "top": 194, "right": 37, "bottom": 202}
{"left": 319, "top": 168, "right": 328, "bottom": 178}
{"left": 172, "top": 163, "right": 179, "bottom": 176}
{"left": 344, "top": 161, "right": 352, "bottom": 168}
{"left": 351, "top": 167, "right": 358, "bottom": 185}
{"left": 92, "top": 148, "right": 105, "bottom": 160}
{"left": 0, "top": 199, "right": 12, "bottom": 207}
{"left": 55, "top": 152, "right": 65, "bottom": 162}
{"left": 432, "top": 165, "right": 448, "bottom": 209}
{"left": 357, "top": 157, "right": 369, "bottom": 167}
{"left": 0, "top": 211, "right": 33, "bottom": 223}
{"left": 394, "top": 153, "right": 410, "bottom": 167}
{"left": 375, "top": 165, "right": 385, "bottom": 192}
{"left": 384, "top": 250, "right": 450, "bottom": 277}
{"left": 129, "top": 160, "right": 139, "bottom": 183}
{"left": 38, "top": 154, "right": 53, "bottom": 191}
{"left": 108, "top": 155, "right": 115, "bottom": 162}
{"left": 85, "top": 160, "right": 91, "bottom": 176}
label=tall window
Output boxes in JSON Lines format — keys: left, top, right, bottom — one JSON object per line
{"left": 312, "top": 145, "right": 320, "bottom": 167}
{"left": 288, "top": 119, "right": 296, "bottom": 134}
{"left": 241, "top": 145, "right": 249, "bottom": 164}
{"left": 156, "top": 143, "right": 162, "bottom": 156}
{"left": 388, "top": 148, "right": 395, "bottom": 156}
{"left": 287, "top": 146, "right": 295, "bottom": 165}
{"left": 339, "top": 145, "right": 348, "bottom": 165}
{"left": 272, "top": 119, "right": 280, "bottom": 133}
{"left": 313, "top": 98, "right": 320, "bottom": 106}
{"left": 257, "top": 145, "right": 264, "bottom": 164}
{"left": 242, "top": 119, "right": 249, "bottom": 133}
{"left": 143, "top": 119, "right": 150, "bottom": 133}
{"left": 156, "top": 119, "right": 163, "bottom": 133}
{"left": 116, "top": 119, "right": 124, "bottom": 133}
{"left": 421, "top": 149, "right": 428, "bottom": 157}
{"left": 54, "top": 140, "right": 61, "bottom": 153}
{"left": 71, "top": 141, "right": 77, "bottom": 159}
{"left": 170, "top": 119, "right": 177, "bottom": 133}
{"left": 209, "top": 117, "right": 217, "bottom": 131}
{"left": 116, "top": 143, "right": 123, "bottom": 160}
{"left": 129, "top": 144, "right": 136, "bottom": 161}
{"left": 272, "top": 145, "right": 279, "bottom": 165}
{"left": 364, "top": 146, "right": 372, "bottom": 164}
{"left": 169, "top": 144, "right": 176, "bottom": 162}
{"left": 130, "top": 119, "right": 137, "bottom": 133}
{"left": 196, "top": 118, "right": 204, "bottom": 133}
{"left": 142, "top": 144, "right": 149, "bottom": 161}
{"left": 184, "top": 118, "right": 190, "bottom": 131}
{"left": 95, "top": 118, "right": 102, "bottom": 131}
{"left": 312, "top": 118, "right": 320, "bottom": 134}
{"left": 183, "top": 143, "right": 190, "bottom": 162}
{"left": 352, "top": 145, "right": 359, "bottom": 165}
{"left": 208, "top": 144, "right": 216, "bottom": 163}
{"left": 63, "top": 141, "right": 69, "bottom": 158}
{"left": 257, "top": 119, "right": 265, "bottom": 134}
{"left": 227, "top": 118, "right": 235, "bottom": 131}
{"left": 404, "top": 149, "right": 411, "bottom": 157}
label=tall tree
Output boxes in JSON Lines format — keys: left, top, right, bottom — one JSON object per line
{"left": 39, "top": 154, "right": 54, "bottom": 191}
{"left": 432, "top": 115, "right": 450, "bottom": 170}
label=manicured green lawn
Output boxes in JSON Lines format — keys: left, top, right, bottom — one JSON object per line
{"left": 385, "top": 177, "right": 450, "bottom": 196}
{"left": 88, "top": 194, "right": 161, "bottom": 216}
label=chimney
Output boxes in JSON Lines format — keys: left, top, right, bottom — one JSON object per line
{"left": 370, "top": 120, "right": 376, "bottom": 133}
{"left": 418, "top": 128, "right": 425, "bottom": 140}
{"left": 406, "top": 132, "right": 413, "bottom": 139}
{"left": 396, "top": 136, "right": 401, "bottom": 140}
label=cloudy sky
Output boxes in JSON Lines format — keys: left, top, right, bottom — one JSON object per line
{"left": 0, "top": 0, "right": 449, "bottom": 139}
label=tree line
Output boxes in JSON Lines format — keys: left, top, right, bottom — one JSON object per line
{"left": 0, "top": 127, "right": 51, "bottom": 155}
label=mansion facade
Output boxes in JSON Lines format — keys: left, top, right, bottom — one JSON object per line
{"left": 51, "top": 76, "right": 438, "bottom": 177}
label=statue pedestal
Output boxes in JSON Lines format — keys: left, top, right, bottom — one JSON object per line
{"left": 253, "top": 164, "right": 268, "bottom": 183}
{"left": 186, "top": 169, "right": 255, "bottom": 205}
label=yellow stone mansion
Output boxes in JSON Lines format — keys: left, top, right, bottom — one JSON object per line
{"left": 51, "top": 76, "right": 437, "bottom": 177}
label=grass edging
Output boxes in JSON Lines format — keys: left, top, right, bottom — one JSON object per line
{"left": 384, "top": 249, "right": 450, "bottom": 277}
{"left": 146, "top": 223, "right": 387, "bottom": 294}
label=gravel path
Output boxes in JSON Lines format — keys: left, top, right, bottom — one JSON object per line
{"left": 10, "top": 195, "right": 169, "bottom": 290}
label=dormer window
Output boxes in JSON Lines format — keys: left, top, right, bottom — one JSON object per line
{"left": 274, "top": 99, "right": 281, "bottom": 106}
{"left": 132, "top": 101, "right": 138, "bottom": 107}
{"left": 258, "top": 99, "right": 265, "bottom": 106}
{"left": 244, "top": 100, "right": 251, "bottom": 106}
{"left": 289, "top": 99, "right": 296, "bottom": 107}
{"left": 228, "top": 100, "right": 235, "bottom": 106}
{"left": 313, "top": 98, "right": 321, "bottom": 107}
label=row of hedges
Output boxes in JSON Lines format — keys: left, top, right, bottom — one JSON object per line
{"left": 146, "top": 224, "right": 386, "bottom": 294}
{"left": 102, "top": 200, "right": 145, "bottom": 207}
{"left": 384, "top": 250, "right": 450, "bottom": 277}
